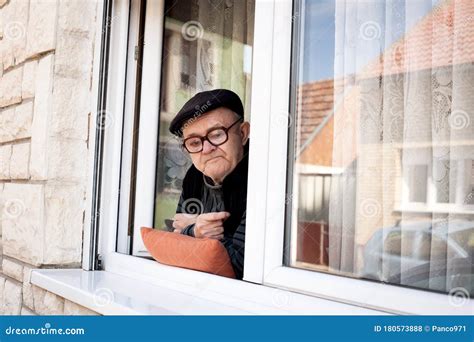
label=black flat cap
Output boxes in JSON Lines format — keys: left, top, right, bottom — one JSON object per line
{"left": 169, "top": 89, "right": 244, "bottom": 136}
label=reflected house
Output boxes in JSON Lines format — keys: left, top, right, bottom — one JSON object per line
{"left": 294, "top": 78, "right": 340, "bottom": 268}
{"left": 294, "top": 0, "right": 474, "bottom": 274}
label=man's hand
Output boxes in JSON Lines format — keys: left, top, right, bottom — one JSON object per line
{"left": 193, "top": 211, "right": 230, "bottom": 240}
{"left": 172, "top": 213, "right": 198, "bottom": 233}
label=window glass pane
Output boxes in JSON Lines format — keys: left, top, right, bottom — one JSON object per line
{"left": 287, "top": 0, "right": 474, "bottom": 297}
{"left": 468, "top": 160, "right": 474, "bottom": 205}
{"left": 154, "top": 0, "right": 255, "bottom": 229}
{"left": 408, "top": 165, "right": 428, "bottom": 203}
{"left": 434, "top": 159, "right": 451, "bottom": 203}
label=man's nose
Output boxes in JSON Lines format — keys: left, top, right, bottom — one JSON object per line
{"left": 201, "top": 139, "right": 216, "bottom": 154}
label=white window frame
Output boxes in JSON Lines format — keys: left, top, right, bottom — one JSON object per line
{"left": 244, "top": 0, "right": 473, "bottom": 315}
{"left": 116, "top": 0, "right": 147, "bottom": 255}
{"left": 128, "top": 0, "right": 162, "bottom": 256}
{"left": 398, "top": 158, "right": 474, "bottom": 215}
{"left": 90, "top": 0, "right": 473, "bottom": 315}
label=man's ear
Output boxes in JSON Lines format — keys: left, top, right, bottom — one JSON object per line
{"left": 240, "top": 121, "right": 250, "bottom": 145}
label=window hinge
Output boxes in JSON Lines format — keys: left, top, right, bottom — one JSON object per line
{"left": 95, "top": 254, "right": 103, "bottom": 270}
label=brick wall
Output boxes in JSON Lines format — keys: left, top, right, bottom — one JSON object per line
{"left": 0, "top": 0, "right": 100, "bottom": 315}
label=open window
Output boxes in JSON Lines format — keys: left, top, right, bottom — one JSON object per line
{"left": 105, "top": 0, "right": 255, "bottom": 257}
{"left": 89, "top": 0, "right": 473, "bottom": 315}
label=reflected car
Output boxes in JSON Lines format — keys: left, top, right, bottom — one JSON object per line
{"left": 362, "top": 219, "right": 474, "bottom": 294}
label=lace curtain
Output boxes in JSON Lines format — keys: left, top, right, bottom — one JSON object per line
{"left": 328, "top": 0, "right": 474, "bottom": 294}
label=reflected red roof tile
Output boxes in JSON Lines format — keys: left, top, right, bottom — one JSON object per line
{"left": 361, "top": 0, "right": 474, "bottom": 78}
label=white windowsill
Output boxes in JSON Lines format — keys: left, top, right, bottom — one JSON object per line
{"left": 31, "top": 258, "right": 386, "bottom": 315}
{"left": 31, "top": 269, "right": 252, "bottom": 315}
{"left": 394, "top": 204, "right": 474, "bottom": 215}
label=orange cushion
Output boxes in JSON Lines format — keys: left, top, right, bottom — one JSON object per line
{"left": 140, "top": 227, "right": 236, "bottom": 278}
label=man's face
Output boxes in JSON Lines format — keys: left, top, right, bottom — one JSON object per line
{"left": 182, "top": 107, "right": 250, "bottom": 184}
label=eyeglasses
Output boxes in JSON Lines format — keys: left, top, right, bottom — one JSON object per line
{"left": 182, "top": 118, "right": 243, "bottom": 153}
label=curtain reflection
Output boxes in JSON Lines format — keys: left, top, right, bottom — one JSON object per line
{"left": 291, "top": 0, "right": 474, "bottom": 296}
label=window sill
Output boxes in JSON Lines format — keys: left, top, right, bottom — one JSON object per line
{"left": 31, "top": 257, "right": 385, "bottom": 315}
{"left": 31, "top": 269, "right": 178, "bottom": 315}
{"left": 31, "top": 269, "right": 254, "bottom": 315}
{"left": 394, "top": 204, "right": 474, "bottom": 215}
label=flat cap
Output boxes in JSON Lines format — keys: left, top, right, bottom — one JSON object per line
{"left": 169, "top": 89, "right": 244, "bottom": 136}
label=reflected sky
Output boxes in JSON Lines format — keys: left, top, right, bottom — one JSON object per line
{"left": 301, "top": 0, "right": 443, "bottom": 83}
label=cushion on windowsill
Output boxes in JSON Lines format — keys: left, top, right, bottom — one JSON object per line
{"left": 140, "top": 227, "right": 236, "bottom": 279}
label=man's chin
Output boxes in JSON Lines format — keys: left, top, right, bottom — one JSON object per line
{"left": 205, "top": 171, "right": 223, "bottom": 181}
{"left": 204, "top": 168, "right": 229, "bottom": 184}
{"left": 202, "top": 160, "right": 232, "bottom": 181}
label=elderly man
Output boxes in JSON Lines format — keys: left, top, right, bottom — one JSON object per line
{"left": 169, "top": 89, "right": 250, "bottom": 279}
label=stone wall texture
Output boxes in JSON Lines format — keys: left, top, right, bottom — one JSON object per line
{"left": 0, "top": 0, "right": 100, "bottom": 315}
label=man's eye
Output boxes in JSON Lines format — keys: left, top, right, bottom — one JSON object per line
{"left": 209, "top": 130, "right": 225, "bottom": 139}
{"left": 188, "top": 139, "right": 201, "bottom": 147}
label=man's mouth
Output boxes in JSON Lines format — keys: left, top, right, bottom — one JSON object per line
{"left": 205, "top": 156, "right": 221, "bottom": 163}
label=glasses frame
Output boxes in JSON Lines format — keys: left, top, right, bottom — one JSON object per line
{"left": 182, "top": 117, "right": 243, "bottom": 153}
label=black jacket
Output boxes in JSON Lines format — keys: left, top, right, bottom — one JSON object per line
{"left": 175, "top": 143, "right": 249, "bottom": 278}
